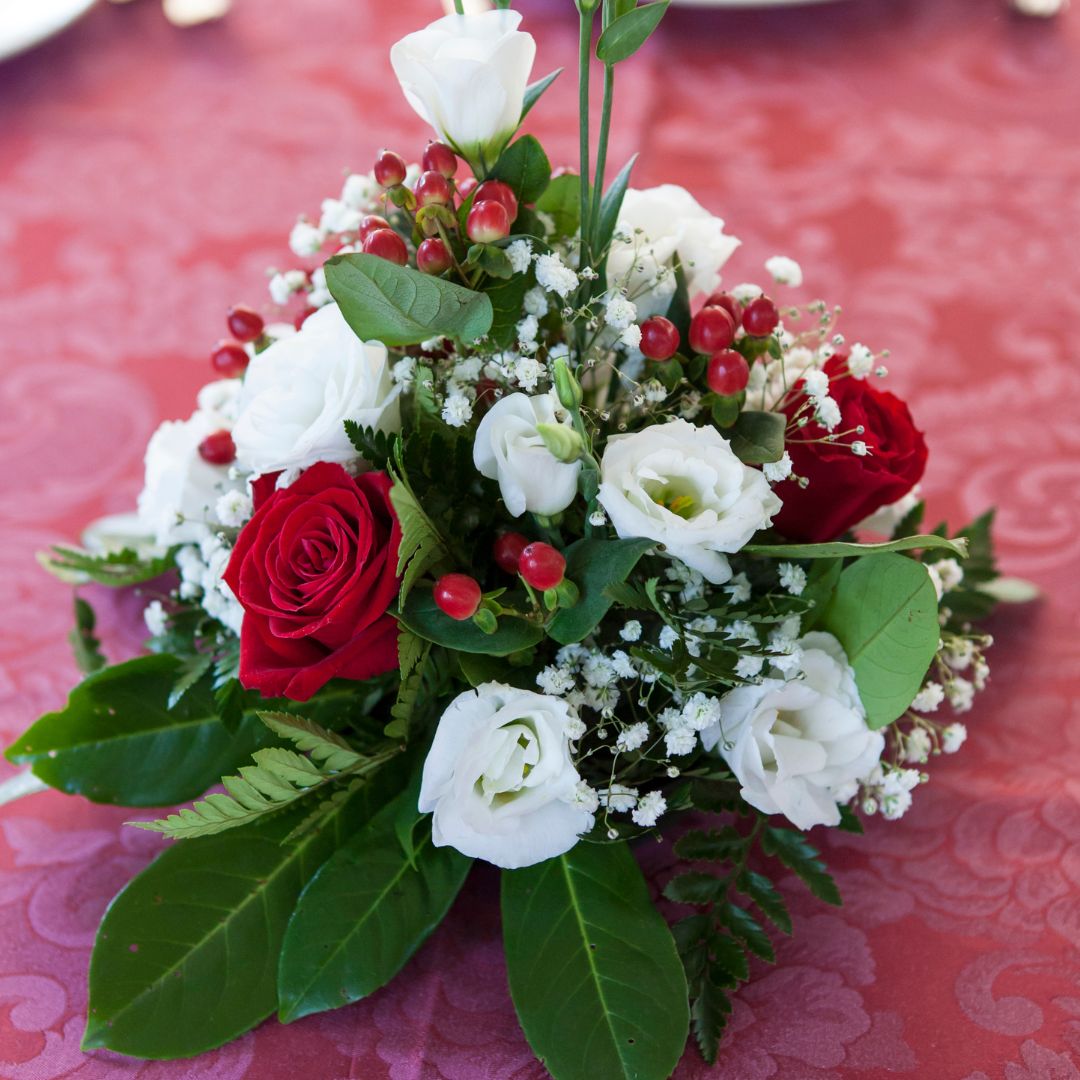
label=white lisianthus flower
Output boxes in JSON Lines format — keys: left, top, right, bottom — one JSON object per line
{"left": 607, "top": 185, "right": 740, "bottom": 319}
{"left": 390, "top": 10, "right": 536, "bottom": 169}
{"left": 597, "top": 419, "right": 781, "bottom": 584}
{"left": 418, "top": 683, "right": 593, "bottom": 869}
{"left": 700, "top": 632, "right": 885, "bottom": 830}
{"left": 232, "top": 304, "right": 401, "bottom": 477}
{"left": 137, "top": 381, "right": 245, "bottom": 546}
{"left": 473, "top": 392, "right": 582, "bottom": 517}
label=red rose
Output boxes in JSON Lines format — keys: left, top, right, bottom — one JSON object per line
{"left": 224, "top": 461, "right": 401, "bottom": 701}
{"left": 772, "top": 356, "right": 927, "bottom": 543}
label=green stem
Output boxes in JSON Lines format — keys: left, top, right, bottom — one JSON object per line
{"left": 577, "top": 8, "right": 594, "bottom": 266}
{"left": 590, "top": 0, "right": 616, "bottom": 255}
{"left": 453, "top": 0, "right": 465, "bottom": 13}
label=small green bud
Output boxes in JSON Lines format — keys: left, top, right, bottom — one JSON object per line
{"left": 536, "top": 422, "right": 585, "bottom": 463}
{"left": 472, "top": 607, "right": 498, "bottom": 634}
{"left": 552, "top": 357, "right": 583, "bottom": 410}
{"left": 554, "top": 579, "right": 580, "bottom": 609}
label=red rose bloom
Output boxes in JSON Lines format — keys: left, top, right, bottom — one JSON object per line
{"left": 224, "top": 461, "right": 401, "bottom": 701}
{"left": 772, "top": 356, "right": 928, "bottom": 543}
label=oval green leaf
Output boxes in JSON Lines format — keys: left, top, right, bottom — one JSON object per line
{"left": 326, "top": 253, "right": 493, "bottom": 347}
{"left": 277, "top": 801, "right": 470, "bottom": 1022}
{"left": 490, "top": 135, "right": 552, "bottom": 204}
{"left": 821, "top": 553, "right": 940, "bottom": 729}
{"left": 82, "top": 769, "right": 402, "bottom": 1059}
{"left": 596, "top": 1, "right": 670, "bottom": 65}
{"left": 502, "top": 841, "right": 689, "bottom": 1080}
{"left": 4, "top": 655, "right": 273, "bottom": 806}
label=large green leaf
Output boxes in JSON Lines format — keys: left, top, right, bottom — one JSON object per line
{"left": 277, "top": 797, "right": 470, "bottom": 1022}
{"left": 821, "top": 553, "right": 940, "bottom": 729}
{"left": 548, "top": 538, "right": 654, "bottom": 645}
{"left": 82, "top": 768, "right": 402, "bottom": 1059}
{"left": 326, "top": 253, "right": 493, "bottom": 347}
{"left": 490, "top": 135, "right": 552, "bottom": 204}
{"left": 5, "top": 655, "right": 273, "bottom": 806}
{"left": 502, "top": 841, "right": 689, "bottom": 1080}
{"left": 744, "top": 533, "right": 968, "bottom": 560}
{"left": 535, "top": 173, "right": 581, "bottom": 239}
{"left": 596, "top": 1, "right": 670, "bottom": 65}
{"left": 399, "top": 589, "right": 545, "bottom": 655}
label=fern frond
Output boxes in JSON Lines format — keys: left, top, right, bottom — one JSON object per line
{"left": 258, "top": 711, "right": 362, "bottom": 772}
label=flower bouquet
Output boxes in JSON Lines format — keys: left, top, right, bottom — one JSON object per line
{"left": 5, "top": 2, "right": 1027, "bottom": 1077}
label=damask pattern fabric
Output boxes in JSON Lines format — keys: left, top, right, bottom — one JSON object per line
{"left": 1, "top": 0, "right": 1078, "bottom": 1076}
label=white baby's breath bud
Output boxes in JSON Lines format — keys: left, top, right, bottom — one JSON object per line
{"left": 777, "top": 562, "right": 807, "bottom": 596}
{"left": 941, "top": 723, "right": 968, "bottom": 753}
{"left": 764, "top": 255, "right": 803, "bottom": 287}
{"left": 851, "top": 440, "right": 869, "bottom": 456}
{"left": 903, "top": 727, "right": 932, "bottom": 764}
{"left": 620, "top": 620, "right": 642, "bottom": 643}
{"left": 911, "top": 682, "right": 945, "bottom": 713}
{"left": 847, "top": 343, "right": 874, "bottom": 379}
{"left": 506, "top": 239, "right": 534, "bottom": 274}
{"left": 631, "top": 790, "right": 667, "bottom": 828}
{"left": 289, "top": 220, "right": 325, "bottom": 257}
{"left": 143, "top": 600, "right": 168, "bottom": 638}
{"left": 763, "top": 452, "right": 793, "bottom": 484}
{"left": 215, "top": 489, "right": 253, "bottom": 529}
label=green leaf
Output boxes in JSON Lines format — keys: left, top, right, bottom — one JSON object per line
{"left": 595, "top": 1, "right": 670, "bottom": 64}
{"left": 490, "top": 134, "right": 552, "bottom": 204}
{"left": 521, "top": 68, "right": 563, "bottom": 121}
{"left": 978, "top": 575, "right": 1041, "bottom": 604}
{"left": 384, "top": 635, "right": 430, "bottom": 740}
{"left": 326, "top": 253, "right": 493, "bottom": 347}
{"left": 69, "top": 596, "right": 106, "bottom": 675}
{"left": 738, "top": 870, "right": 792, "bottom": 934}
{"left": 595, "top": 154, "right": 637, "bottom": 256}
{"left": 82, "top": 782, "right": 389, "bottom": 1059}
{"left": 718, "top": 902, "right": 773, "bottom": 962}
{"left": 547, "top": 538, "right": 654, "bottom": 645}
{"left": 258, "top": 711, "right": 363, "bottom": 771}
{"left": 709, "top": 931, "right": 750, "bottom": 982}
{"left": 343, "top": 421, "right": 395, "bottom": 469}
{"left": 400, "top": 589, "right": 544, "bottom": 656}
{"left": 663, "top": 870, "right": 725, "bottom": 906}
{"left": 502, "top": 841, "right": 689, "bottom": 1080}
{"left": 691, "top": 973, "right": 733, "bottom": 1064}
{"left": 484, "top": 272, "right": 533, "bottom": 350}
{"left": 761, "top": 827, "right": 841, "bottom": 906}
{"left": 39, "top": 545, "right": 175, "bottom": 587}
{"left": 388, "top": 463, "right": 452, "bottom": 607}
{"left": 728, "top": 410, "right": 786, "bottom": 465}
{"left": 821, "top": 553, "right": 940, "bottom": 729}
{"left": 800, "top": 558, "right": 843, "bottom": 632}
{"left": 4, "top": 655, "right": 273, "bottom": 806}
{"left": 744, "top": 533, "right": 968, "bottom": 560}
{"left": 277, "top": 799, "right": 470, "bottom": 1022}
{"left": 711, "top": 392, "right": 742, "bottom": 429}
{"left": 535, "top": 172, "right": 581, "bottom": 239}
{"left": 673, "top": 827, "right": 744, "bottom": 862}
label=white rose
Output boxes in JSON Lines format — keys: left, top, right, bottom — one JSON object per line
{"left": 701, "top": 632, "right": 884, "bottom": 830}
{"left": 390, "top": 10, "right": 536, "bottom": 169}
{"left": 473, "top": 392, "right": 581, "bottom": 517}
{"left": 597, "top": 419, "right": 781, "bottom": 585}
{"left": 137, "top": 380, "right": 245, "bottom": 546}
{"left": 232, "top": 303, "right": 400, "bottom": 478}
{"left": 607, "top": 185, "right": 740, "bottom": 320}
{"left": 419, "top": 682, "right": 593, "bottom": 869}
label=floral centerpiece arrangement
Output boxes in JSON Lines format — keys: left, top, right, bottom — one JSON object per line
{"left": 6, "top": 2, "right": 1025, "bottom": 1076}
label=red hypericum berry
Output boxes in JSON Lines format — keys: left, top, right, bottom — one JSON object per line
{"left": 493, "top": 532, "right": 530, "bottom": 575}
{"left": 457, "top": 176, "right": 478, "bottom": 201}
{"left": 294, "top": 305, "right": 317, "bottom": 330}
{"left": 704, "top": 292, "right": 743, "bottom": 327}
{"left": 373, "top": 148, "right": 407, "bottom": 188}
{"left": 689, "top": 305, "right": 736, "bottom": 355}
{"left": 466, "top": 200, "right": 511, "bottom": 244}
{"left": 358, "top": 214, "right": 391, "bottom": 243}
{"left": 473, "top": 180, "right": 519, "bottom": 222}
{"left": 197, "top": 429, "right": 236, "bottom": 466}
{"left": 707, "top": 349, "right": 751, "bottom": 396}
{"left": 742, "top": 296, "right": 780, "bottom": 337}
{"left": 422, "top": 141, "right": 458, "bottom": 179}
{"left": 362, "top": 228, "right": 408, "bottom": 266}
{"left": 226, "top": 304, "right": 264, "bottom": 343}
{"left": 639, "top": 315, "right": 680, "bottom": 361}
{"left": 415, "top": 170, "right": 453, "bottom": 208}
{"left": 416, "top": 238, "right": 452, "bottom": 276}
{"left": 210, "top": 338, "right": 249, "bottom": 377}
{"left": 518, "top": 542, "right": 566, "bottom": 590}
{"left": 433, "top": 573, "right": 483, "bottom": 621}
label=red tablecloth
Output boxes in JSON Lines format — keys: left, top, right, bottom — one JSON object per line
{"left": 1, "top": 0, "right": 1078, "bottom": 1076}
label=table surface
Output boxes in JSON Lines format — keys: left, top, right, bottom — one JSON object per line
{"left": 1, "top": 0, "right": 1079, "bottom": 1077}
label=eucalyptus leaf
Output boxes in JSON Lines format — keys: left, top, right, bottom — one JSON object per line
{"left": 399, "top": 589, "right": 545, "bottom": 655}
{"left": 277, "top": 799, "right": 470, "bottom": 1022}
{"left": 548, "top": 538, "right": 655, "bottom": 645}
{"left": 5, "top": 655, "right": 274, "bottom": 806}
{"left": 596, "top": 1, "right": 670, "bottom": 64}
{"left": 326, "top": 253, "right": 492, "bottom": 347}
{"left": 82, "top": 776, "right": 398, "bottom": 1059}
{"left": 727, "top": 410, "right": 786, "bottom": 465}
{"left": 821, "top": 553, "right": 940, "bottom": 729}
{"left": 502, "top": 841, "right": 689, "bottom": 1080}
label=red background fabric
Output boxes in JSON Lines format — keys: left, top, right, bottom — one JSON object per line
{"left": 1, "top": 1, "right": 1078, "bottom": 1076}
